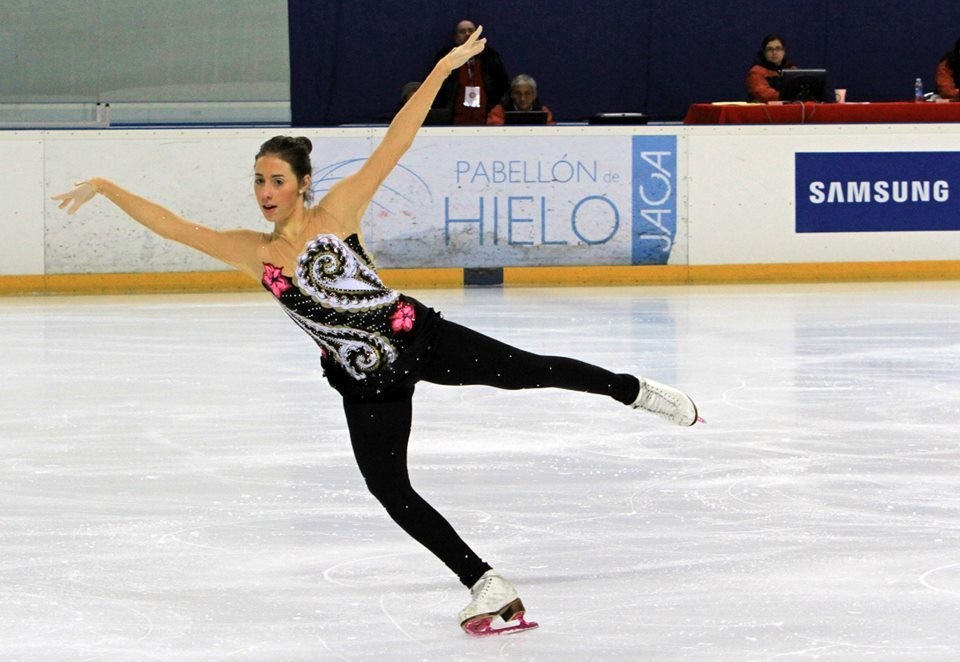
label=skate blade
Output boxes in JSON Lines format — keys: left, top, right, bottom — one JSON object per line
{"left": 462, "top": 614, "right": 539, "bottom": 636}
{"left": 462, "top": 598, "right": 539, "bottom": 636}
{"left": 689, "top": 400, "right": 704, "bottom": 426}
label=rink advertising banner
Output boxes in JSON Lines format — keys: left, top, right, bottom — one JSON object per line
{"left": 42, "top": 131, "right": 679, "bottom": 273}
{"left": 314, "top": 133, "right": 679, "bottom": 268}
{"left": 631, "top": 135, "right": 677, "bottom": 264}
{"left": 795, "top": 152, "right": 960, "bottom": 233}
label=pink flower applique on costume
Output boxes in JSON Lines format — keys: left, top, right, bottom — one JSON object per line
{"left": 262, "top": 263, "right": 292, "bottom": 297}
{"left": 389, "top": 301, "right": 416, "bottom": 334}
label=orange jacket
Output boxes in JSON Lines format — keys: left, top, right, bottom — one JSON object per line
{"left": 746, "top": 64, "right": 797, "bottom": 102}
{"left": 936, "top": 60, "right": 959, "bottom": 99}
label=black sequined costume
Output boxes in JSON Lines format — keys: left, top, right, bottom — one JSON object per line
{"left": 261, "top": 233, "right": 441, "bottom": 398}
{"left": 262, "top": 233, "right": 640, "bottom": 587}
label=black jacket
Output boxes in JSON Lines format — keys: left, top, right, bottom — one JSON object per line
{"left": 431, "top": 46, "right": 509, "bottom": 114}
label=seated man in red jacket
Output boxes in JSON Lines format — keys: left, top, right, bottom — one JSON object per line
{"left": 486, "top": 74, "right": 556, "bottom": 125}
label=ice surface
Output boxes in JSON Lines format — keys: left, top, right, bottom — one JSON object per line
{"left": 1, "top": 282, "right": 959, "bottom": 660}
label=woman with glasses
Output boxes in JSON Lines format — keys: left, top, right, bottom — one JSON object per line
{"left": 746, "top": 34, "right": 797, "bottom": 102}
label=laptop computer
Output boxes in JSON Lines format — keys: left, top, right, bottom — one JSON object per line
{"left": 504, "top": 110, "right": 549, "bottom": 126}
{"left": 588, "top": 112, "right": 649, "bottom": 125}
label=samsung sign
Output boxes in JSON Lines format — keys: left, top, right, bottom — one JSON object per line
{"left": 795, "top": 152, "right": 960, "bottom": 232}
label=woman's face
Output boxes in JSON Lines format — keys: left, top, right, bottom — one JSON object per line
{"left": 764, "top": 40, "right": 785, "bottom": 66}
{"left": 254, "top": 155, "right": 306, "bottom": 223}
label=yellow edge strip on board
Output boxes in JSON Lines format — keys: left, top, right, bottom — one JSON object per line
{"left": 1, "top": 261, "right": 957, "bottom": 296}
{"left": 503, "top": 260, "right": 960, "bottom": 286}
{"left": 0, "top": 268, "right": 465, "bottom": 296}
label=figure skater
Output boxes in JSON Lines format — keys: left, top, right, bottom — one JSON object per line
{"left": 52, "top": 26, "right": 702, "bottom": 636}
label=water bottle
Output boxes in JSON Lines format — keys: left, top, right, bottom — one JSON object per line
{"left": 914, "top": 77, "right": 924, "bottom": 102}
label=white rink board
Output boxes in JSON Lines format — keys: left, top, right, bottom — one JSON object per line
{"left": 3, "top": 123, "right": 960, "bottom": 276}
{"left": 42, "top": 129, "right": 373, "bottom": 274}
{"left": 41, "top": 127, "right": 683, "bottom": 273}
{"left": 0, "top": 133, "right": 45, "bottom": 275}
{"left": 37, "top": 128, "right": 685, "bottom": 273}
{"left": 686, "top": 124, "right": 960, "bottom": 265}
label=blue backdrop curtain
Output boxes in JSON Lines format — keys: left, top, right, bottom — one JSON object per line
{"left": 289, "top": 0, "right": 960, "bottom": 126}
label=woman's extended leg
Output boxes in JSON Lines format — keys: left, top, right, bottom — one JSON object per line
{"left": 421, "top": 318, "right": 700, "bottom": 426}
{"left": 341, "top": 386, "right": 492, "bottom": 588}
{"left": 422, "top": 319, "right": 640, "bottom": 402}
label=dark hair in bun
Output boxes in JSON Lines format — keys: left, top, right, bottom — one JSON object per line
{"left": 255, "top": 135, "right": 314, "bottom": 201}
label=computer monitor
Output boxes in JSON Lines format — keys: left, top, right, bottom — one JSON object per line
{"left": 780, "top": 68, "right": 827, "bottom": 102}
{"left": 504, "top": 110, "right": 549, "bottom": 125}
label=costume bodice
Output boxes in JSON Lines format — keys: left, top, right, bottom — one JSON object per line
{"left": 261, "top": 233, "right": 439, "bottom": 397}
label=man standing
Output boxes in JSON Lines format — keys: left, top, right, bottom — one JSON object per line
{"left": 432, "top": 20, "right": 509, "bottom": 125}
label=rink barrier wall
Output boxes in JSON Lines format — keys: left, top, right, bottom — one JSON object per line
{"left": 2, "top": 260, "right": 958, "bottom": 296}
{"left": 3, "top": 125, "right": 960, "bottom": 295}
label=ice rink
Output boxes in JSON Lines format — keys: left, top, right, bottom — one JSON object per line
{"left": 2, "top": 281, "right": 959, "bottom": 661}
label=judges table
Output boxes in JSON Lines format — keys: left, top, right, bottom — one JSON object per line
{"left": 684, "top": 101, "right": 960, "bottom": 124}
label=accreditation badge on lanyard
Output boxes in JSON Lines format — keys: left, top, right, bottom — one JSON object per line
{"left": 463, "top": 86, "right": 481, "bottom": 108}
{"left": 463, "top": 60, "right": 481, "bottom": 108}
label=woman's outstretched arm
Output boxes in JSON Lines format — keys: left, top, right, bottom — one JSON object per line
{"left": 319, "top": 26, "right": 487, "bottom": 233}
{"left": 51, "top": 179, "right": 263, "bottom": 278}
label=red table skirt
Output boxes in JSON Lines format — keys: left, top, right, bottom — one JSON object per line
{"left": 683, "top": 101, "right": 960, "bottom": 124}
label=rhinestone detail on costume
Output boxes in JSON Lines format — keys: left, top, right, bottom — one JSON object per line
{"left": 282, "top": 307, "right": 398, "bottom": 380}
{"left": 295, "top": 234, "right": 398, "bottom": 312}
{"left": 262, "top": 234, "right": 408, "bottom": 382}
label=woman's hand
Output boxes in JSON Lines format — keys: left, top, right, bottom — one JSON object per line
{"left": 444, "top": 25, "right": 486, "bottom": 71}
{"left": 50, "top": 181, "right": 98, "bottom": 215}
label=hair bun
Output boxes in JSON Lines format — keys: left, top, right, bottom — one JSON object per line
{"left": 294, "top": 136, "right": 313, "bottom": 153}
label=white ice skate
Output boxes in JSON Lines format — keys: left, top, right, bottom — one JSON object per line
{"left": 459, "top": 570, "right": 538, "bottom": 636}
{"left": 632, "top": 377, "right": 704, "bottom": 426}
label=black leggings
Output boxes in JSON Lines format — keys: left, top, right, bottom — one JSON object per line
{"left": 341, "top": 319, "right": 640, "bottom": 588}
